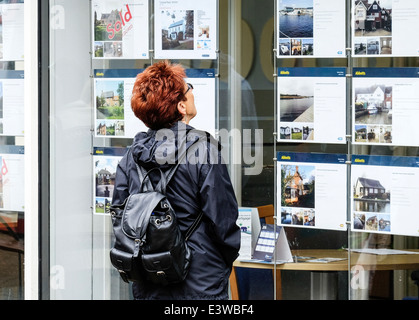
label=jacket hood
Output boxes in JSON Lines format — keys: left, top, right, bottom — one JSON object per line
{"left": 131, "top": 121, "right": 205, "bottom": 170}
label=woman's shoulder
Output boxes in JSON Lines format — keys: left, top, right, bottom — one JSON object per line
{"left": 186, "top": 128, "right": 218, "bottom": 147}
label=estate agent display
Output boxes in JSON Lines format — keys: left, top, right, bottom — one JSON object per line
{"left": 351, "top": 154, "right": 419, "bottom": 237}
{"left": 276, "top": 152, "right": 347, "bottom": 232}
{"left": 0, "top": 71, "right": 24, "bottom": 137}
{"left": 277, "top": 67, "right": 347, "bottom": 144}
{"left": 0, "top": 2, "right": 24, "bottom": 61}
{"left": 93, "top": 147, "right": 125, "bottom": 215}
{"left": 92, "top": 0, "right": 150, "bottom": 59}
{"left": 0, "top": 146, "right": 24, "bottom": 213}
{"left": 79, "top": 0, "right": 419, "bottom": 301}
{"left": 94, "top": 69, "right": 216, "bottom": 138}
{"left": 352, "top": 67, "right": 419, "bottom": 147}
{"left": 352, "top": 0, "right": 419, "bottom": 57}
{"left": 277, "top": 0, "right": 346, "bottom": 58}
{"left": 154, "top": 0, "right": 218, "bottom": 60}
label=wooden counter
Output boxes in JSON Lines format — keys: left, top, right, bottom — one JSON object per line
{"left": 230, "top": 249, "right": 419, "bottom": 300}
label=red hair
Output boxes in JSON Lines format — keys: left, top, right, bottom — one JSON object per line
{"left": 131, "top": 61, "right": 187, "bottom": 130}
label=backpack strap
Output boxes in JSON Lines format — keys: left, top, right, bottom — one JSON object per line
{"left": 136, "top": 135, "right": 206, "bottom": 193}
{"left": 135, "top": 135, "right": 207, "bottom": 238}
{"left": 137, "top": 166, "right": 167, "bottom": 194}
{"left": 185, "top": 211, "right": 204, "bottom": 241}
{"left": 135, "top": 147, "right": 186, "bottom": 194}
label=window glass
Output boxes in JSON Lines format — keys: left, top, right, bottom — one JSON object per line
{"left": 0, "top": 0, "right": 25, "bottom": 301}
{"left": 47, "top": 0, "right": 419, "bottom": 300}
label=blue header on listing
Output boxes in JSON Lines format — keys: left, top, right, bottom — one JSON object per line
{"left": 353, "top": 67, "right": 419, "bottom": 78}
{"left": 278, "top": 67, "right": 346, "bottom": 77}
{"left": 0, "top": 145, "right": 24, "bottom": 154}
{"left": 93, "top": 147, "right": 128, "bottom": 157}
{"left": 94, "top": 69, "right": 215, "bottom": 79}
{"left": 94, "top": 69, "right": 144, "bottom": 78}
{"left": 277, "top": 152, "right": 347, "bottom": 164}
{"left": 352, "top": 154, "right": 419, "bottom": 168}
{"left": 0, "top": 70, "right": 24, "bottom": 79}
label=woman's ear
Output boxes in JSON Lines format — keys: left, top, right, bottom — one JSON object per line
{"left": 177, "top": 101, "right": 186, "bottom": 116}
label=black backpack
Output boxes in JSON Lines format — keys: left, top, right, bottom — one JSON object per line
{"left": 110, "top": 151, "right": 203, "bottom": 285}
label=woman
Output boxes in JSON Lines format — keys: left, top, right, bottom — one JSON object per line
{"left": 112, "top": 61, "right": 241, "bottom": 300}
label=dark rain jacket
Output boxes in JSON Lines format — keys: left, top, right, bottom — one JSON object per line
{"left": 111, "top": 122, "right": 241, "bottom": 300}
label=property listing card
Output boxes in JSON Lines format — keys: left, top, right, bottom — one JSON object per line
{"left": 352, "top": 0, "right": 419, "bottom": 57}
{"left": 277, "top": 152, "right": 347, "bottom": 231}
{"left": 277, "top": 0, "right": 346, "bottom": 58}
{"left": 352, "top": 67, "right": 419, "bottom": 147}
{"left": 93, "top": 147, "right": 127, "bottom": 215}
{"left": 94, "top": 68, "right": 216, "bottom": 139}
{"left": 92, "top": 0, "right": 149, "bottom": 59}
{"left": 351, "top": 154, "right": 419, "bottom": 237}
{"left": 277, "top": 67, "right": 347, "bottom": 144}
{"left": 184, "top": 69, "right": 216, "bottom": 136}
{"left": 94, "top": 69, "right": 147, "bottom": 139}
{"left": 0, "top": 1, "right": 24, "bottom": 61}
{"left": 0, "top": 70, "right": 24, "bottom": 137}
{"left": 154, "top": 0, "right": 218, "bottom": 60}
{"left": 0, "top": 145, "right": 24, "bottom": 212}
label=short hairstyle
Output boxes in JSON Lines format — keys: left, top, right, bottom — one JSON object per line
{"left": 131, "top": 61, "right": 187, "bottom": 130}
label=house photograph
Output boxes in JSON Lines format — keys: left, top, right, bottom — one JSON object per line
{"left": 363, "top": 213, "right": 391, "bottom": 232}
{"left": 95, "top": 80, "right": 125, "bottom": 121}
{"left": 354, "top": 83, "right": 393, "bottom": 125}
{"left": 353, "top": 0, "right": 392, "bottom": 56}
{"left": 94, "top": 157, "right": 119, "bottom": 198}
{"left": 291, "top": 125, "right": 303, "bottom": 140}
{"left": 96, "top": 120, "right": 107, "bottom": 136}
{"left": 281, "top": 164, "right": 315, "bottom": 209}
{"left": 354, "top": 124, "right": 367, "bottom": 142}
{"left": 160, "top": 10, "right": 194, "bottom": 50}
{"left": 354, "top": 176, "right": 387, "bottom": 199}
{"left": 94, "top": 7, "right": 123, "bottom": 42}
{"left": 95, "top": 197, "right": 111, "bottom": 215}
{"left": 354, "top": 0, "right": 392, "bottom": 36}
{"left": 94, "top": 41, "right": 104, "bottom": 57}
{"left": 280, "top": 126, "right": 291, "bottom": 139}
{"left": 365, "top": 213, "right": 379, "bottom": 231}
{"left": 353, "top": 173, "right": 391, "bottom": 213}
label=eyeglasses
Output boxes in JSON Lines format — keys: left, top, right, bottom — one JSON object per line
{"left": 184, "top": 83, "right": 194, "bottom": 95}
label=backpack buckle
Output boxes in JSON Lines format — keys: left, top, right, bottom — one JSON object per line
{"left": 135, "top": 238, "right": 145, "bottom": 246}
{"left": 118, "top": 269, "right": 129, "bottom": 283}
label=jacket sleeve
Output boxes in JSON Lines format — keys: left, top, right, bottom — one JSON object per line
{"left": 199, "top": 160, "right": 241, "bottom": 267}
{"left": 111, "top": 154, "right": 130, "bottom": 206}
